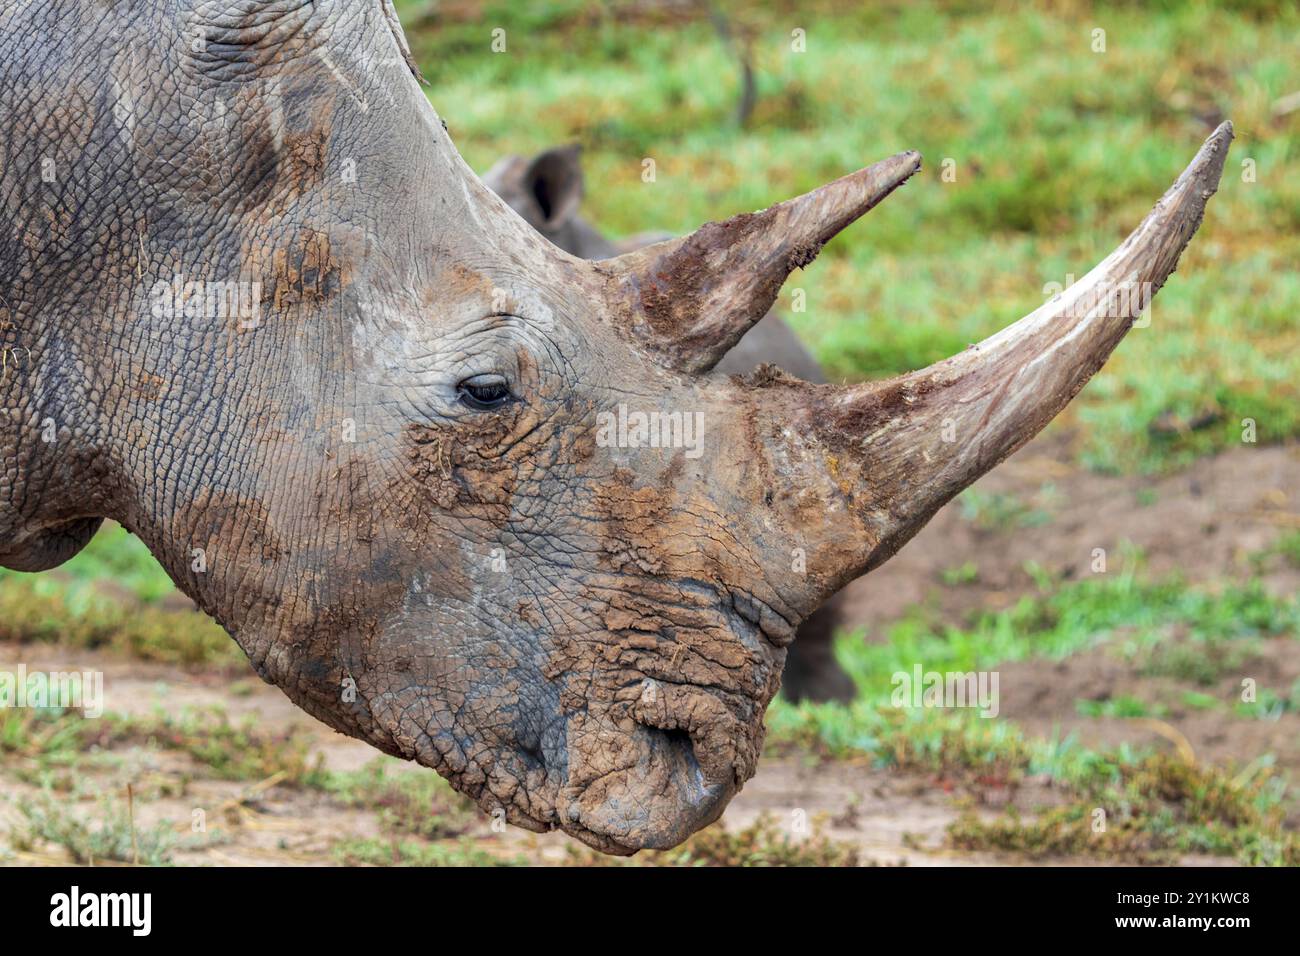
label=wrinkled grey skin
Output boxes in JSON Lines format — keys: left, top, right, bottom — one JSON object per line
{"left": 0, "top": 1, "right": 1228, "bottom": 854}
{"left": 481, "top": 145, "right": 853, "bottom": 703}
{"left": 0, "top": 0, "right": 798, "bottom": 852}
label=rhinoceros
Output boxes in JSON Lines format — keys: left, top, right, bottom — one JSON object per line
{"left": 482, "top": 144, "right": 853, "bottom": 703}
{"left": 0, "top": 0, "right": 1230, "bottom": 853}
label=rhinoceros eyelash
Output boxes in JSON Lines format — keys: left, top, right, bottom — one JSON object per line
{"left": 456, "top": 373, "right": 515, "bottom": 412}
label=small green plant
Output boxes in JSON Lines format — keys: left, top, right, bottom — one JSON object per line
{"left": 1266, "top": 531, "right": 1300, "bottom": 570}
{"left": 332, "top": 836, "right": 523, "bottom": 867}
{"left": 8, "top": 792, "right": 175, "bottom": 865}
{"left": 940, "top": 561, "right": 980, "bottom": 586}
{"left": 1235, "top": 682, "right": 1300, "bottom": 721}
{"left": 949, "top": 754, "right": 1298, "bottom": 866}
{"left": 1131, "top": 637, "right": 1258, "bottom": 686}
{"left": 101, "top": 708, "right": 328, "bottom": 786}
{"left": 956, "top": 489, "right": 1052, "bottom": 532}
{"left": 1076, "top": 695, "right": 1164, "bottom": 719}
{"left": 324, "top": 758, "right": 477, "bottom": 839}
{"left": 1179, "top": 690, "right": 1222, "bottom": 712}
{"left": 0, "top": 707, "right": 87, "bottom": 759}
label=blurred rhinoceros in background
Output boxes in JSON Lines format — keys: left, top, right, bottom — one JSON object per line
{"left": 482, "top": 144, "right": 854, "bottom": 703}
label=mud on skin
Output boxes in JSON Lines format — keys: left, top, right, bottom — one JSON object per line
{"left": 0, "top": 0, "right": 1230, "bottom": 852}
{"left": 481, "top": 144, "right": 856, "bottom": 703}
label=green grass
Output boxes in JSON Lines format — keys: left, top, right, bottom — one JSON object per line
{"left": 801, "top": 559, "right": 1299, "bottom": 714}
{"left": 1132, "top": 633, "right": 1259, "bottom": 685}
{"left": 27, "top": 523, "right": 175, "bottom": 603}
{"left": 1235, "top": 680, "right": 1300, "bottom": 720}
{"left": 0, "top": 524, "right": 245, "bottom": 672}
{"left": 3, "top": 706, "right": 328, "bottom": 787}
{"left": 0, "top": 579, "right": 242, "bottom": 669}
{"left": 764, "top": 558, "right": 1298, "bottom": 761}
{"left": 323, "top": 759, "right": 478, "bottom": 840}
{"left": 1261, "top": 530, "right": 1300, "bottom": 571}
{"left": 763, "top": 561, "right": 1300, "bottom": 862}
{"left": 948, "top": 752, "right": 1298, "bottom": 865}
{"left": 940, "top": 561, "right": 980, "bottom": 586}
{"left": 104, "top": 708, "right": 329, "bottom": 786}
{"left": 1181, "top": 689, "right": 1224, "bottom": 712}
{"left": 957, "top": 487, "right": 1055, "bottom": 532}
{"left": 768, "top": 561, "right": 1297, "bottom": 734}
{"left": 1076, "top": 695, "right": 1166, "bottom": 719}
{"left": 394, "top": 0, "right": 1300, "bottom": 473}
{"left": 8, "top": 792, "right": 176, "bottom": 866}
{"left": 332, "top": 836, "right": 524, "bottom": 867}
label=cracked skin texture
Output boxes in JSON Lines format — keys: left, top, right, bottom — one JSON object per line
{"left": 0, "top": 0, "right": 857, "bottom": 845}
{"left": 0, "top": 2, "right": 1227, "bottom": 853}
{"left": 478, "top": 146, "right": 856, "bottom": 705}
{"left": 0, "top": 2, "right": 864, "bottom": 852}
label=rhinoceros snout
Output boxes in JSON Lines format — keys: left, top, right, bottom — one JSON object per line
{"left": 560, "top": 717, "right": 737, "bottom": 854}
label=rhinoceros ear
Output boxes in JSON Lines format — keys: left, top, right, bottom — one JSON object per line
{"left": 598, "top": 150, "right": 921, "bottom": 374}
{"left": 522, "top": 144, "right": 586, "bottom": 229}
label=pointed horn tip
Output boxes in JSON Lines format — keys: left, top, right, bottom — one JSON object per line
{"left": 896, "top": 149, "right": 924, "bottom": 174}
{"left": 1140, "top": 121, "right": 1232, "bottom": 243}
{"left": 853, "top": 149, "right": 923, "bottom": 189}
{"left": 804, "top": 150, "right": 921, "bottom": 224}
{"left": 1183, "top": 121, "right": 1234, "bottom": 193}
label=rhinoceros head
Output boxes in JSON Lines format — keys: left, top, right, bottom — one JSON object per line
{"left": 0, "top": 1, "right": 1230, "bottom": 852}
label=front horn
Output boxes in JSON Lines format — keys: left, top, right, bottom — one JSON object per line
{"left": 769, "top": 121, "right": 1232, "bottom": 583}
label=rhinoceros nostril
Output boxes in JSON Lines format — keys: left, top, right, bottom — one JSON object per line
{"left": 561, "top": 721, "right": 733, "bottom": 852}
{"left": 629, "top": 692, "right": 746, "bottom": 788}
{"left": 628, "top": 724, "right": 705, "bottom": 787}
{"left": 656, "top": 726, "right": 694, "bottom": 757}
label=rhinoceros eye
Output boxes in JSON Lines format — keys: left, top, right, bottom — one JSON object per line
{"left": 457, "top": 373, "right": 514, "bottom": 412}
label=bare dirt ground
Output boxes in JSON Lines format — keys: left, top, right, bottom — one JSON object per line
{"left": 836, "top": 438, "right": 1300, "bottom": 826}
{"left": 1, "top": 645, "right": 985, "bottom": 866}
{"left": 836, "top": 436, "right": 1300, "bottom": 630}
{"left": 3, "top": 435, "right": 1298, "bottom": 865}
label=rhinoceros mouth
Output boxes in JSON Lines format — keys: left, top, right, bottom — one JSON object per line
{"left": 517, "top": 578, "right": 783, "bottom": 850}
